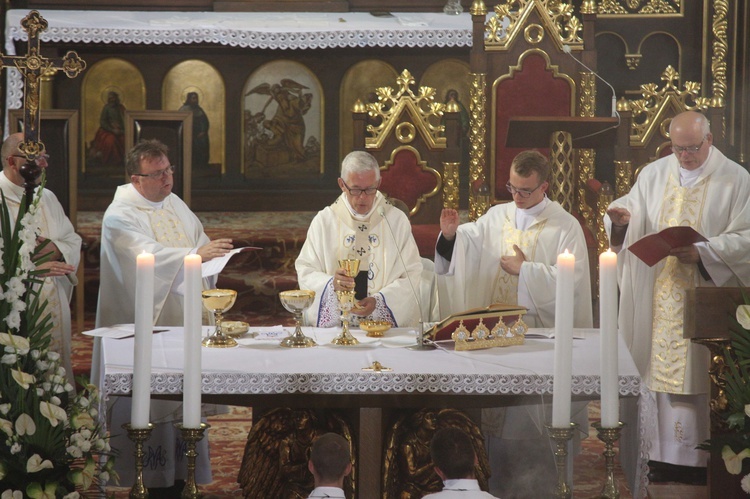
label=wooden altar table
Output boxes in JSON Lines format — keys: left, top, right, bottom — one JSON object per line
{"left": 96, "top": 326, "right": 644, "bottom": 496}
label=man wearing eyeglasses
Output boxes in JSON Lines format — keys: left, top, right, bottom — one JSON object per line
{"left": 96, "top": 139, "right": 232, "bottom": 492}
{"left": 0, "top": 133, "right": 81, "bottom": 386}
{"left": 605, "top": 111, "right": 750, "bottom": 484}
{"left": 435, "top": 150, "right": 592, "bottom": 497}
{"left": 296, "top": 150, "right": 422, "bottom": 328}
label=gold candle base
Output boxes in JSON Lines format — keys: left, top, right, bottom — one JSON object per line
{"left": 123, "top": 423, "right": 154, "bottom": 499}
{"left": 546, "top": 422, "right": 578, "bottom": 499}
{"left": 593, "top": 421, "right": 624, "bottom": 499}
{"left": 175, "top": 422, "right": 210, "bottom": 499}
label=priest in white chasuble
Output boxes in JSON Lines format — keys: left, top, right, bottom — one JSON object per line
{"left": 435, "top": 150, "right": 592, "bottom": 498}
{"left": 1, "top": 133, "right": 82, "bottom": 386}
{"left": 95, "top": 139, "right": 233, "bottom": 491}
{"left": 606, "top": 111, "right": 750, "bottom": 481}
{"left": 296, "top": 150, "right": 423, "bottom": 328}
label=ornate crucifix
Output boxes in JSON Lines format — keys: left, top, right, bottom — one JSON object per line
{"left": 0, "top": 10, "right": 86, "bottom": 204}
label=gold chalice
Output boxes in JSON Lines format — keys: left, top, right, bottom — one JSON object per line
{"left": 333, "top": 258, "right": 361, "bottom": 346}
{"left": 279, "top": 290, "right": 317, "bottom": 348}
{"left": 201, "top": 289, "right": 238, "bottom": 348}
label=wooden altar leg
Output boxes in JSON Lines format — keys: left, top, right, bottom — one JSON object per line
{"left": 359, "top": 408, "right": 383, "bottom": 497}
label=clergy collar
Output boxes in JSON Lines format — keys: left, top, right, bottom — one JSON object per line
{"left": 127, "top": 182, "right": 165, "bottom": 209}
{"left": 678, "top": 146, "right": 712, "bottom": 187}
{"left": 517, "top": 195, "right": 549, "bottom": 217}
{"left": 341, "top": 191, "right": 382, "bottom": 221}
{"left": 442, "top": 478, "right": 481, "bottom": 491}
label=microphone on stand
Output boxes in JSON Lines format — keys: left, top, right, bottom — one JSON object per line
{"left": 377, "top": 206, "right": 435, "bottom": 351}
{"left": 562, "top": 45, "right": 621, "bottom": 135}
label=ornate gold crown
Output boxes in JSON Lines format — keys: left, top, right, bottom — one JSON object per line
{"left": 452, "top": 316, "right": 527, "bottom": 351}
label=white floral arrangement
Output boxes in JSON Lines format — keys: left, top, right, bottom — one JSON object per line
{"left": 0, "top": 181, "right": 116, "bottom": 497}
{"left": 699, "top": 302, "right": 750, "bottom": 493}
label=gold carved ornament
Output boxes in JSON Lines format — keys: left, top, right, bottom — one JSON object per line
{"left": 468, "top": 73, "right": 487, "bottom": 221}
{"left": 597, "top": 0, "right": 680, "bottom": 15}
{"left": 442, "top": 161, "right": 460, "bottom": 210}
{"left": 485, "top": 0, "right": 583, "bottom": 52}
{"left": 364, "top": 69, "right": 447, "bottom": 150}
{"left": 627, "top": 65, "right": 710, "bottom": 148}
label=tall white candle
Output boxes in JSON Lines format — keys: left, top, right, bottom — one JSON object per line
{"left": 552, "top": 249, "right": 575, "bottom": 427}
{"left": 600, "top": 249, "right": 619, "bottom": 427}
{"left": 183, "top": 254, "right": 203, "bottom": 428}
{"left": 132, "top": 251, "right": 154, "bottom": 429}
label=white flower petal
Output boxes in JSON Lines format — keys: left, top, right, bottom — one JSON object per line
{"left": 738, "top": 305, "right": 750, "bottom": 330}
{"left": 25, "top": 453, "right": 54, "bottom": 473}
{"left": 15, "top": 413, "right": 36, "bottom": 436}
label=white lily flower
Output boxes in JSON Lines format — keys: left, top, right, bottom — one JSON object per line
{"left": 25, "top": 453, "right": 53, "bottom": 473}
{"left": 1, "top": 490, "right": 23, "bottom": 499}
{"left": 742, "top": 473, "right": 750, "bottom": 493}
{"left": 14, "top": 413, "right": 36, "bottom": 436}
{"left": 10, "top": 369, "right": 35, "bottom": 389}
{"left": 738, "top": 305, "right": 750, "bottom": 330}
{"left": 39, "top": 401, "right": 67, "bottom": 427}
{"left": 0, "top": 404, "right": 10, "bottom": 416}
{"left": 0, "top": 418, "right": 11, "bottom": 436}
{"left": 0, "top": 333, "right": 30, "bottom": 352}
{"left": 722, "top": 445, "right": 750, "bottom": 474}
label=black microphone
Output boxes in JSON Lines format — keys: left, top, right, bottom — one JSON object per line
{"left": 377, "top": 206, "right": 435, "bottom": 350}
{"left": 563, "top": 44, "right": 620, "bottom": 122}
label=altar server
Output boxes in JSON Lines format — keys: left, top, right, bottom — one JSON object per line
{"left": 436, "top": 150, "right": 592, "bottom": 497}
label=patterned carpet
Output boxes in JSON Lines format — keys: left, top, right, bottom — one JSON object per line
{"left": 73, "top": 210, "right": 635, "bottom": 498}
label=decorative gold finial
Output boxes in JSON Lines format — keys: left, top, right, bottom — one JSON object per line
{"left": 352, "top": 99, "right": 366, "bottom": 113}
{"left": 581, "top": 1, "right": 597, "bottom": 15}
{"left": 470, "top": 0, "right": 487, "bottom": 16}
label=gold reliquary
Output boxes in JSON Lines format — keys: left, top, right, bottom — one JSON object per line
{"left": 425, "top": 303, "right": 528, "bottom": 351}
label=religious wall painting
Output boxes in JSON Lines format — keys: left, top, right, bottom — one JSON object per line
{"left": 162, "top": 60, "right": 225, "bottom": 177}
{"left": 338, "top": 60, "right": 398, "bottom": 163}
{"left": 80, "top": 58, "right": 146, "bottom": 177}
{"left": 242, "top": 60, "right": 323, "bottom": 178}
{"left": 124, "top": 110, "right": 192, "bottom": 207}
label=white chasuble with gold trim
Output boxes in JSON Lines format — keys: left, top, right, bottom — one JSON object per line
{"left": 491, "top": 218, "right": 545, "bottom": 306}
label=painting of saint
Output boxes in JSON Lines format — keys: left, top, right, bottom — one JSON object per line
{"left": 87, "top": 90, "right": 126, "bottom": 170}
{"left": 242, "top": 61, "right": 322, "bottom": 178}
{"left": 179, "top": 91, "right": 210, "bottom": 170}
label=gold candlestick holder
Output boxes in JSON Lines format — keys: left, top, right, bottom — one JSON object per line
{"left": 123, "top": 422, "right": 154, "bottom": 499}
{"left": 175, "top": 422, "right": 210, "bottom": 499}
{"left": 546, "top": 422, "right": 578, "bottom": 499}
{"left": 593, "top": 421, "right": 624, "bottom": 499}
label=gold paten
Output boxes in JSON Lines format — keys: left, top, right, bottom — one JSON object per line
{"left": 364, "top": 69, "right": 447, "bottom": 150}
{"left": 359, "top": 321, "right": 392, "bottom": 338}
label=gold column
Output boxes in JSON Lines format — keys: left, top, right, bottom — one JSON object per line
{"left": 40, "top": 67, "right": 55, "bottom": 109}
{"left": 442, "top": 161, "right": 460, "bottom": 209}
{"left": 596, "top": 181, "right": 614, "bottom": 256}
{"left": 614, "top": 160, "right": 633, "bottom": 198}
{"left": 710, "top": 0, "right": 728, "bottom": 138}
{"left": 578, "top": 72, "right": 596, "bottom": 229}
{"left": 549, "top": 131, "right": 574, "bottom": 213}
{"left": 469, "top": 72, "right": 486, "bottom": 221}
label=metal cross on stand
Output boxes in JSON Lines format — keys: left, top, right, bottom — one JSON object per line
{"left": 0, "top": 10, "right": 86, "bottom": 207}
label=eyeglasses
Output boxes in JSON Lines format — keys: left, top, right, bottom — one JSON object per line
{"left": 133, "top": 165, "right": 176, "bottom": 179}
{"left": 11, "top": 154, "right": 49, "bottom": 164}
{"left": 341, "top": 179, "right": 378, "bottom": 197}
{"left": 672, "top": 139, "right": 705, "bottom": 155}
{"left": 506, "top": 181, "right": 544, "bottom": 199}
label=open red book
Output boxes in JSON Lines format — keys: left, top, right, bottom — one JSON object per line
{"left": 628, "top": 226, "right": 707, "bottom": 267}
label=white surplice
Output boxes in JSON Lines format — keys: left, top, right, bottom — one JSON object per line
{"left": 606, "top": 147, "right": 750, "bottom": 469}
{"left": 95, "top": 183, "right": 218, "bottom": 487}
{"left": 296, "top": 192, "right": 423, "bottom": 328}
{"left": 0, "top": 171, "right": 81, "bottom": 385}
{"left": 435, "top": 198, "right": 592, "bottom": 497}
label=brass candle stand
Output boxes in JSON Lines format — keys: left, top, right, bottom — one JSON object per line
{"left": 123, "top": 422, "right": 154, "bottom": 499}
{"left": 175, "top": 422, "right": 210, "bottom": 499}
{"left": 592, "top": 421, "right": 625, "bottom": 499}
{"left": 546, "top": 422, "right": 578, "bottom": 499}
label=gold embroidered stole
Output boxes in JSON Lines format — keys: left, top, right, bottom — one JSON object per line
{"left": 648, "top": 174, "right": 708, "bottom": 393}
{"left": 147, "top": 205, "right": 191, "bottom": 248}
{"left": 491, "top": 216, "right": 545, "bottom": 305}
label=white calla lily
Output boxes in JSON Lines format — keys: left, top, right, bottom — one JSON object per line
{"left": 10, "top": 369, "right": 35, "bottom": 389}
{"left": 722, "top": 445, "right": 750, "bottom": 474}
{"left": 25, "top": 454, "right": 53, "bottom": 473}
{"left": 738, "top": 305, "right": 750, "bottom": 330}
{"left": 40, "top": 401, "right": 67, "bottom": 427}
{"left": 14, "top": 413, "right": 35, "bottom": 436}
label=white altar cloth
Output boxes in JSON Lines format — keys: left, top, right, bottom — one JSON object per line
{"left": 99, "top": 327, "right": 641, "bottom": 400}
